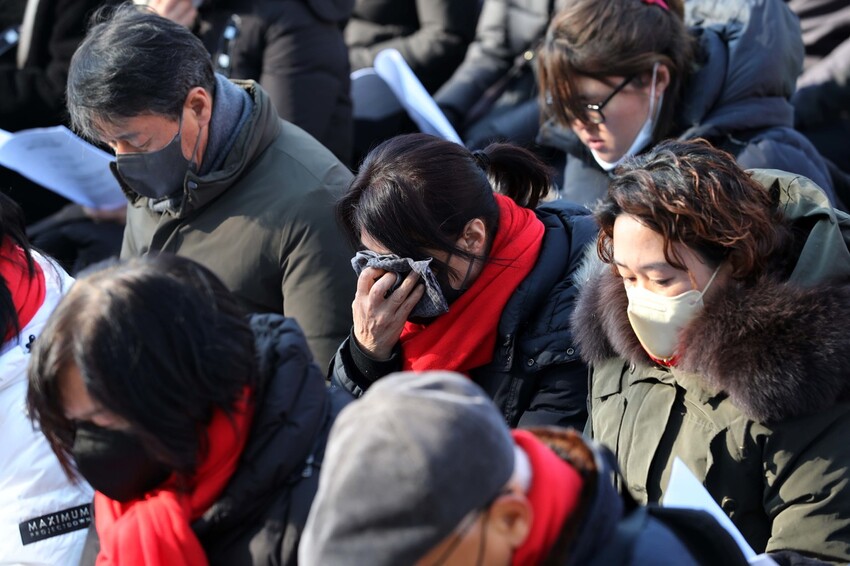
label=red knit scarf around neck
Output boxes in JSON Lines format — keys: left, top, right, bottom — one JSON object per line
{"left": 94, "top": 388, "right": 254, "bottom": 566}
{"left": 511, "top": 430, "right": 584, "bottom": 566}
{"left": 399, "top": 195, "right": 544, "bottom": 373}
{"left": 0, "top": 239, "right": 45, "bottom": 343}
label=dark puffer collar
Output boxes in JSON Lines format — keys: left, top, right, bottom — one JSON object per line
{"left": 572, "top": 262, "right": 850, "bottom": 423}
{"left": 192, "top": 314, "right": 329, "bottom": 535}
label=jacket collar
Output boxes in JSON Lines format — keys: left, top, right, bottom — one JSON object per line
{"left": 572, "top": 171, "right": 850, "bottom": 422}
{"left": 192, "top": 314, "right": 329, "bottom": 534}
{"left": 116, "top": 80, "right": 281, "bottom": 219}
{"left": 524, "top": 427, "right": 625, "bottom": 565}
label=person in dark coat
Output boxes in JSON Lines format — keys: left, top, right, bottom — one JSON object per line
{"left": 345, "top": 0, "right": 478, "bottom": 94}
{"left": 785, "top": 0, "right": 850, "bottom": 175}
{"left": 27, "top": 254, "right": 345, "bottom": 566}
{"left": 434, "top": 0, "right": 559, "bottom": 150}
{"left": 330, "top": 133, "right": 596, "bottom": 429}
{"left": 536, "top": 0, "right": 838, "bottom": 208}
{"left": 301, "top": 371, "right": 750, "bottom": 565}
{"left": 142, "top": 0, "right": 354, "bottom": 165}
{"left": 67, "top": 5, "right": 355, "bottom": 366}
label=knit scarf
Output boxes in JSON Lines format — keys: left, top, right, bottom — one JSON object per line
{"left": 94, "top": 389, "right": 254, "bottom": 566}
{"left": 0, "top": 239, "right": 45, "bottom": 343}
{"left": 200, "top": 74, "right": 254, "bottom": 176}
{"left": 511, "top": 430, "right": 584, "bottom": 566}
{"left": 399, "top": 195, "right": 544, "bottom": 373}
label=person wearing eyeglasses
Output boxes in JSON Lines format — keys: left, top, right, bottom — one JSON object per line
{"left": 535, "top": 0, "right": 839, "bottom": 208}
{"left": 300, "top": 371, "right": 750, "bottom": 566}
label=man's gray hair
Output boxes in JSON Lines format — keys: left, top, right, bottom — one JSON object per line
{"left": 66, "top": 4, "right": 216, "bottom": 141}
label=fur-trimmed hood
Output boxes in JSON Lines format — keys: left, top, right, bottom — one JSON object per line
{"left": 572, "top": 170, "right": 850, "bottom": 423}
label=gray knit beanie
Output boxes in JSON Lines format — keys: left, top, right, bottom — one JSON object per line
{"left": 299, "top": 371, "right": 515, "bottom": 566}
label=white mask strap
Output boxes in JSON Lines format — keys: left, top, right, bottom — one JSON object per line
{"left": 648, "top": 62, "right": 659, "bottom": 121}
{"left": 699, "top": 264, "right": 722, "bottom": 297}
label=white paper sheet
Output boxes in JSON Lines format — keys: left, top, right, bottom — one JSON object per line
{"left": 0, "top": 126, "right": 125, "bottom": 209}
{"left": 373, "top": 49, "right": 463, "bottom": 144}
{"left": 662, "top": 458, "right": 778, "bottom": 565}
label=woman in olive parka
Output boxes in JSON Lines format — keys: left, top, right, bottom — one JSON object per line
{"left": 572, "top": 139, "right": 850, "bottom": 564}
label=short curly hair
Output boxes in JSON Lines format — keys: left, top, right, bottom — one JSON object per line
{"left": 596, "top": 139, "right": 791, "bottom": 286}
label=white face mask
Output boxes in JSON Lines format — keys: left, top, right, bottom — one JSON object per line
{"left": 625, "top": 265, "right": 721, "bottom": 362}
{"left": 591, "top": 63, "right": 663, "bottom": 172}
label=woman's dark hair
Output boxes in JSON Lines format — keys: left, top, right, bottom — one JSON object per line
{"left": 538, "top": 0, "right": 694, "bottom": 140}
{"left": 0, "top": 192, "right": 38, "bottom": 343}
{"left": 27, "top": 254, "right": 257, "bottom": 479}
{"left": 337, "top": 134, "right": 551, "bottom": 275}
{"left": 67, "top": 3, "right": 216, "bottom": 141}
{"left": 596, "top": 139, "right": 791, "bottom": 285}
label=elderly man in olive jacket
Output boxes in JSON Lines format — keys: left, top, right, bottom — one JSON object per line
{"left": 66, "top": 5, "right": 354, "bottom": 366}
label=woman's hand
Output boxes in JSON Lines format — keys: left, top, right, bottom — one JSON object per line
{"left": 352, "top": 268, "right": 424, "bottom": 360}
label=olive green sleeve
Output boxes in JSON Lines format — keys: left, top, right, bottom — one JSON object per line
{"left": 762, "top": 407, "right": 850, "bottom": 563}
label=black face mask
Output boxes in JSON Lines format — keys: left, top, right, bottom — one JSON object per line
{"left": 434, "top": 258, "right": 476, "bottom": 306}
{"left": 72, "top": 422, "right": 172, "bottom": 503}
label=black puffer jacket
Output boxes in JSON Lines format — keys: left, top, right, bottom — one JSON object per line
{"left": 344, "top": 0, "right": 478, "bottom": 93}
{"left": 331, "top": 200, "right": 597, "bottom": 429}
{"left": 434, "top": 0, "right": 560, "bottom": 148}
{"left": 538, "top": 0, "right": 837, "bottom": 207}
{"left": 79, "top": 315, "right": 348, "bottom": 566}
{"left": 196, "top": 0, "right": 354, "bottom": 164}
{"left": 530, "top": 427, "right": 749, "bottom": 566}
{"left": 0, "top": 0, "right": 122, "bottom": 131}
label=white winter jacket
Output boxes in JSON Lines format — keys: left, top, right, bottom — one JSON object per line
{"left": 0, "top": 254, "right": 92, "bottom": 565}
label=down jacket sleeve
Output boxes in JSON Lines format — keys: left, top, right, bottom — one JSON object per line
{"left": 760, "top": 406, "right": 850, "bottom": 563}
{"left": 279, "top": 181, "right": 356, "bottom": 370}
{"left": 434, "top": 0, "right": 552, "bottom": 125}
{"left": 0, "top": 0, "right": 117, "bottom": 131}
{"left": 347, "top": 0, "right": 478, "bottom": 93}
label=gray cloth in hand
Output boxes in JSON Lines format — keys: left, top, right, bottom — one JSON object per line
{"left": 351, "top": 250, "right": 448, "bottom": 319}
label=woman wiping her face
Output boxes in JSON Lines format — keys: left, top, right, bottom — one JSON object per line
{"left": 331, "top": 133, "right": 597, "bottom": 429}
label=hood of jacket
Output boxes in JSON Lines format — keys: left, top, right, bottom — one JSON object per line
{"left": 192, "top": 314, "right": 329, "bottom": 536}
{"left": 571, "top": 169, "right": 850, "bottom": 423}
{"left": 114, "top": 80, "right": 281, "bottom": 219}
{"left": 677, "top": 0, "right": 803, "bottom": 139}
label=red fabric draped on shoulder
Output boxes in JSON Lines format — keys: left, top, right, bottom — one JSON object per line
{"left": 94, "top": 388, "right": 254, "bottom": 566}
{"left": 0, "top": 238, "right": 45, "bottom": 342}
{"left": 399, "top": 194, "right": 544, "bottom": 373}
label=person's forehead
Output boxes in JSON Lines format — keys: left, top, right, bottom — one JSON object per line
{"left": 95, "top": 113, "right": 177, "bottom": 141}
{"left": 59, "top": 362, "right": 96, "bottom": 420}
{"left": 359, "top": 230, "right": 391, "bottom": 254}
{"left": 574, "top": 74, "right": 626, "bottom": 97}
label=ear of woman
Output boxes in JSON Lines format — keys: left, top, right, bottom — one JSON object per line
{"left": 461, "top": 218, "right": 488, "bottom": 255}
{"left": 489, "top": 493, "right": 533, "bottom": 549}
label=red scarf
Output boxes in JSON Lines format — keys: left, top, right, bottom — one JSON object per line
{"left": 0, "top": 239, "right": 45, "bottom": 343}
{"left": 94, "top": 389, "right": 254, "bottom": 566}
{"left": 511, "top": 430, "right": 584, "bottom": 566}
{"left": 400, "top": 195, "right": 544, "bottom": 373}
